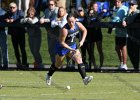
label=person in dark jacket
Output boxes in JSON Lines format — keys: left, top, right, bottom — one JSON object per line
{"left": 0, "top": 8, "right": 8, "bottom": 70}
{"left": 3, "top": 2, "right": 28, "bottom": 70}
{"left": 85, "top": 2, "right": 105, "bottom": 71}
{"left": 122, "top": 0, "right": 140, "bottom": 71}
{"left": 76, "top": 7, "right": 89, "bottom": 69}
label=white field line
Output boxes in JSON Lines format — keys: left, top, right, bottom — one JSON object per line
{"left": 41, "top": 92, "right": 117, "bottom": 96}
{"left": 0, "top": 92, "right": 117, "bottom": 97}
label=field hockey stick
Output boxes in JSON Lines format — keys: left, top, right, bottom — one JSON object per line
{"left": 67, "top": 43, "right": 81, "bottom": 64}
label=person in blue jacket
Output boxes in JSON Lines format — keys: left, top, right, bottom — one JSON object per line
{"left": 3, "top": 2, "right": 28, "bottom": 70}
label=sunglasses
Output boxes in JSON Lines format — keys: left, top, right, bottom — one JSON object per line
{"left": 129, "top": 3, "right": 135, "bottom": 6}
{"left": 10, "top": 7, "right": 16, "bottom": 9}
{"left": 49, "top": 4, "right": 54, "bottom": 6}
{"left": 78, "top": 10, "right": 83, "bottom": 12}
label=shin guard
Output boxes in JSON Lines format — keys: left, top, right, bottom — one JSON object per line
{"left": 78, "top": 64, "right": 86, "bottom": 79}
{"left": 48, "top": 63, "right": 58, "bottom": 76}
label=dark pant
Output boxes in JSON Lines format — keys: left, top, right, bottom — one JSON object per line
{"left": 11, "top": 33, "right": 27, "bottom": 65}
{"left": 29, "top": 35, "right": 42, "bottom": 64}
{"left": 81, "top": 42, "right": 88, "bottom": 64}
{"left": 127, "top": 38, "right": 140, "bottom": 70}
{"left": 0, "top": 31, "right": 8, "bottom": 67}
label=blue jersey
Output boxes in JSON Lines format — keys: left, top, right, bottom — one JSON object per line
{"left": 55, "top": 22, "right": 80, "bottom": 56}
{"left": 64, "top": 22, "right": 80, "bottom": 45}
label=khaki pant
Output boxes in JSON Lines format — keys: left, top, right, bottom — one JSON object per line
{"left": 55, "top": 0, "right": 71, "bottom": 11}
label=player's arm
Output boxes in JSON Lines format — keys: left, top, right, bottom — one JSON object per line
{"left": 76, "top": 22, "right": 87, "bottom": 47}
{"left": 59, "top": 27, "right": 76, "bottom": 52}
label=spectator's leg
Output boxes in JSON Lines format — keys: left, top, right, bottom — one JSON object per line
{"left": 85, "top": 0, "right": 91, "bottom": 8}
{"left": 87, "top": 42, "right": 96, "bottom": 69}
{"left": 47, "top": 28, "right": 58, "bottom": 63}
{"left": 11, "top": 35, "right": 21, "bottom": 64}
{"left": 81, "top": 42, "right": 87, "bottom": 64}
{"left": 127, "top": 38, "right": 139, "bottom": 70}
{"left": 29, "top": 35, "right": 42, "bottom": 68}
{"left": 76, "top": 0, "right": 82, "bottom": 9}
{"left": 96, "top": 41, "right": 104, "bottom": 67}
{"left": 18, "top": 34, "right": 27, "bottom": 66}
{"left": 66, "top": 0, "right": 71, "bottom": 12}
{"left": 0, "top": 31, "right": 8, "bottom": 68}
{"left": 23, "top": 0, "right": 30, "bottom": 16}
{"left": 16, "top": 0, "right": 22, "bottom": 10}
{"left": 0, "top": 50, "right": 2, "bottom": 68}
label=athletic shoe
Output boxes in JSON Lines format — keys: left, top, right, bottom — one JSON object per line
{"left": 83, "top": 76, "right": 93, "bottom": 85}
{"left": 118, "top": 62, "right": 123, "bottom": 69}
{"left": 121, "top": 64, "right": 128, "bottom": 70}
{"left": 118, "top": 64, "right": 128, "bottom": 71}
{"left": 46, "top": 74, "right": 52, "bottom": 86}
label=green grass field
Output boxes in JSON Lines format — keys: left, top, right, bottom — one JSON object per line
{"left": 0, "top": 71, "right": 140, "bottom": 100}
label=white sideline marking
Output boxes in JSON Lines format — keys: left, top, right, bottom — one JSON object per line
{"left": 41, "top": 92, "right": 117, "bottom": 96}
{"left": 0, "top": 92, "right": 117, "bottom": 98}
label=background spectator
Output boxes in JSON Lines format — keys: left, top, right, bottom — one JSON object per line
{"left": 3, "top": 2, "right": 28, "bottom": 70}
{"left": 85, "top": 2, "right": 105, "bottom": 71}
{"left": 111, "top": 0, "right": 128, "bottom": 70}
{"left": 40, "top": 0, "right": 58, "bottom": 63}
{"left": 76, "top": 7, "right": 89, "bottom": 69}
{"left": 20, "top": 7, "right": 43, "bottom": 69}
{"left": 0, "top": 7, "right": 8, "bottom": 70}
{"left": 122, "top": 0, "right": 140, "bottom": 71}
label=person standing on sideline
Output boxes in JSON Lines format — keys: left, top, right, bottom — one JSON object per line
{"left": 20, "top": 7, "right": 43, "bottom": 69}
{"left": 112, "top": 0, "right": 128, "bottom": 70}
{"left": 51, "top": 7, "right": 73, "bottom": 69}
{"left": 122, "top": 0, "right": 140, "bottom": 71}
{"left": 16, "top": 0, "right": 30, "bottom": 16}
{"left": 85, "top": 2, "right": 105, "bottom": 71}
{"left": 3, "top": 2, "right": 28, "bottom": 70}
{"left": 51, "top": 7, "right": 68, "bottom": 29}
{"left": 0, "top": 8, "right": 8, "bottom": 70}
{"left": 76, "top": 7, "right": 89, "bottom": 69}
{"left": 40, "top": 0, "right": 58, "bottom": 63}
{"left": 46, "top": 13, "right": 93, "bottom": 86}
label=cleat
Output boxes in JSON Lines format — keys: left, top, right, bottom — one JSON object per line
{"left": 83, "top": 76, "right": 93, "bottom": 85}
{"left": 46, "top": 74, "right": 52, "bottom": 86}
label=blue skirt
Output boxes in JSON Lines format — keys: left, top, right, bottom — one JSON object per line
{"left": 55, "top": 42, "right": 77, "bottom": 56}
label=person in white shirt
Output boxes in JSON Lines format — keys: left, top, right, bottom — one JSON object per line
{"left": 51, "top": 6, "right": 68, "bottom": 29}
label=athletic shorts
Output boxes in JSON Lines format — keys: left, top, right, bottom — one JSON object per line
{"left": 115, "top": 37, "right": 127, "bottom": 46}
{"left": 55, "top": 42, "right": 77, "bottom": 56}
